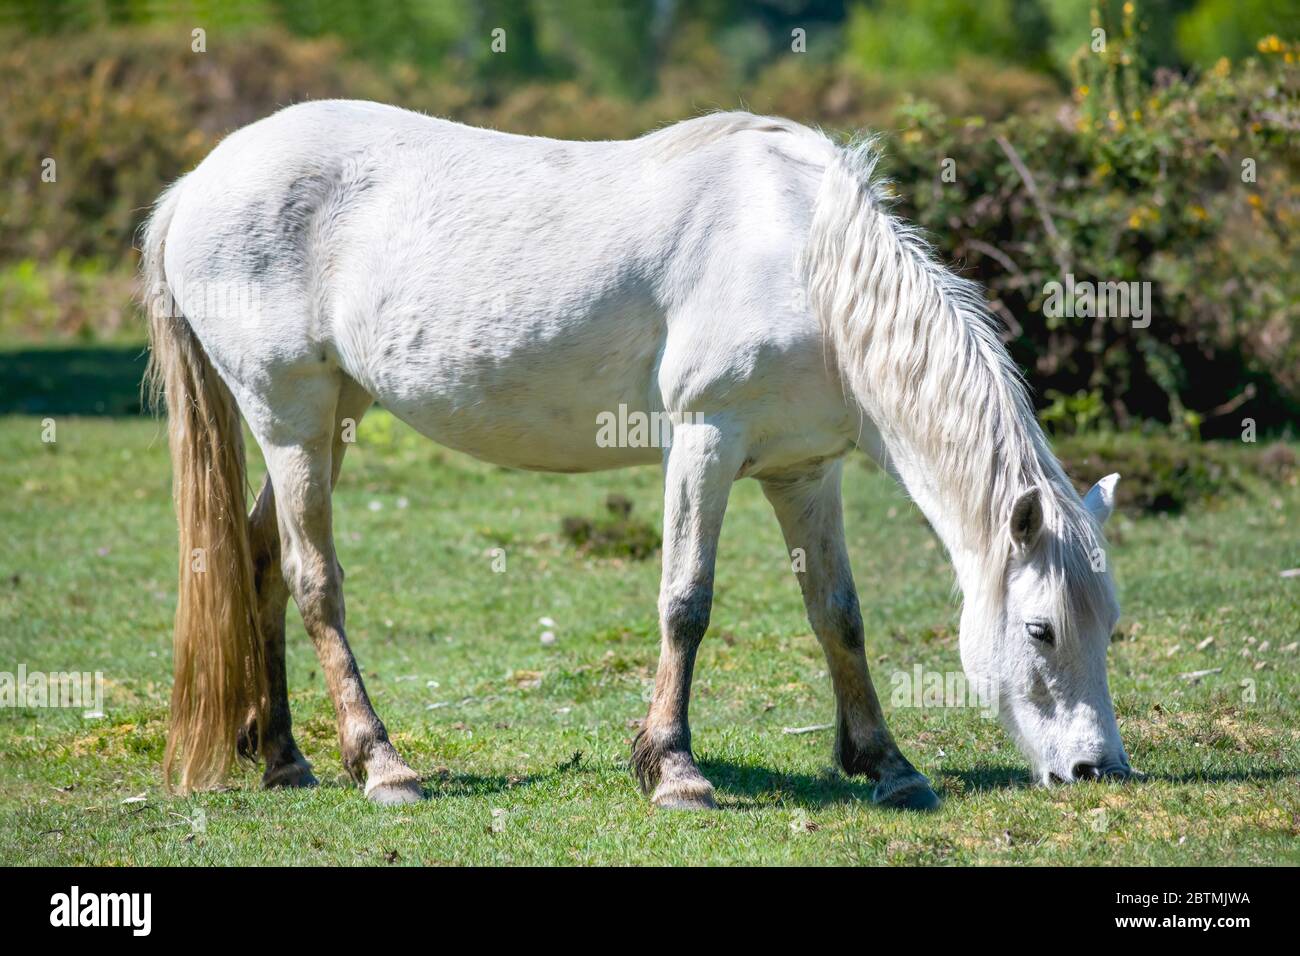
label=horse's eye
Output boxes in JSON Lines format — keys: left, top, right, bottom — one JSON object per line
{"left": 1026, "top": 621, "right": 1055, "bottom": 645}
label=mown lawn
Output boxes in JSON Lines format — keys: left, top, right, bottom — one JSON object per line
{"left": 0, "top": 350, "right": 1297, "bottom": 865}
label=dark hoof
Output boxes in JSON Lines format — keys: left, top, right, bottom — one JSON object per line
{"left": 262, "top": 760, "right": 318, "bottom": 789}
{"left": 872, "top": 772, "right": 941, "bottom": 812}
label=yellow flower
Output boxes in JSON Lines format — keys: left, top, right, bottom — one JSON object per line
{"left": 1127, "top": 206, "right": 1159, "bottom": 229}
{"left": 1190, "top": 205, "right": 1207, "bottom": 221}
{"left": 1123, "top": 1, "right": 1134, "bottom": 14}
{"left": 1077, "top": 84, "right": 1090, "bottom": 98}
{"left": 902, "top": 130, "right": 923, "bottom": 144}
{"left": 1212, "top": 57, "right": 1231, "bottom": 78}
{"left": 1257, "top": 35, "right": 1283, "bottom": 54}
{"left": 1247, "top": 194, "right": 1263, "bottom": 209}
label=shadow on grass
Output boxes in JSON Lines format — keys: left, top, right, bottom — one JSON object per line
{"left": 944, "top": 765, "right": 1036, "bottom": 793}
{"left": 700, "top": 759, "right": 877, "bottom": 809}
{"left": 422, "top": 770, "right": 548, "bottom": 798}
{"left": 0, "top": 344, "right": 148, "bottom": 416}
{"left": 418, "top": 750, "right": 595, "bottom": 798}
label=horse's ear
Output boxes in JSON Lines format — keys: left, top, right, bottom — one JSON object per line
{"left": 1083, "top": 472, "right": 1120, "bottom": 525}
{"left": 1009, "top": 488, "right": 1043, "bottom": 550}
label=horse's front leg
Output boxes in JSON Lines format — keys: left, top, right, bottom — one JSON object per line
{"left": 762, "top": 461, "right": 940, "bottom": 810}
{"left": 632, "top": 420, "right": 744, "bottom": 810}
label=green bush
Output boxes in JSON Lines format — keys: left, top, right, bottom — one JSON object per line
{"left": 885, "top": 21, "right": 1300, "bottom": 436}
{"left": 0, "top": 255, "right": 135, "bottom": 342}
{"left": 0, "top": 27, "right": 404, "bottom": 264}
{"left": 1054, "top": 433, "right": 1297, "bottom": 513}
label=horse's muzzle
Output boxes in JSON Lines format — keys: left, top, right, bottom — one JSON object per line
{"left": 1070, "top": 761, "right": 1132, "bottom": 782}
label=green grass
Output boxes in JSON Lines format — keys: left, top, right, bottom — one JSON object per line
{"left": 1, "top": 354, "right": 1297, "bottom": 865}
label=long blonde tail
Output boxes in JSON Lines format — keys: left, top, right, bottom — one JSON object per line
{"left": 141, "top": 182, "right": 267, "bottom": 793}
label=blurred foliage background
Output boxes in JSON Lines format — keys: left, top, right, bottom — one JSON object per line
{"left": 1, "top": 0, "right": 1297, "bottom": 438}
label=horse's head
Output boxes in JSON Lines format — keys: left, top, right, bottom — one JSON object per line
{"left": 960, "top": 473, "right": 1131, "bottom": 785}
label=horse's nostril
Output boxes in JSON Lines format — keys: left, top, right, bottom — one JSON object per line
{"left": 1071, "top": 762, "right": 1102, "bottom": 781}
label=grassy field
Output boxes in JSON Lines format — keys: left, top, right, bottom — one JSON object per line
{"left": 1, "top": 347, "right": 1297, "bottom": 866}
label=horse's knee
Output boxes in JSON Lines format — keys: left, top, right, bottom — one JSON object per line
{"left": 813, "top": 586, "right": 864, "bottom": 651}
{"left": 660, "top": 584, "right": 712, "bottom": 648}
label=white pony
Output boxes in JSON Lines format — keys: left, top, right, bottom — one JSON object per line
{"left": 143, "top": 101, "right": 1130, "bottom": 809}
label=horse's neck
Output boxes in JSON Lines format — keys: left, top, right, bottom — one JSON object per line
{"left": 867, "top": 374, "right": 1060, "bottom": 600}
{"left": 885, "top": 442, "right": 1001, "bottom": 596}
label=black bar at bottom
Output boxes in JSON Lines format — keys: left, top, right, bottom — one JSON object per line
{"left": 0, "top": 865, "right": 1283, "bottom": 940}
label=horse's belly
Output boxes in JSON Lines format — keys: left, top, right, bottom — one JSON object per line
{"left": 390, "top": 385, "right": 668, "bottom": 473}
{"left": 354, "top": 301, "right": 670, "bottom": 473}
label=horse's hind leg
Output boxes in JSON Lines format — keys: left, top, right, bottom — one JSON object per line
{"left": 240, "top": 378, "right": 373, "bottom": 787}
{"left": 238, "top": 475, "right": 317, "bottom": 788}
{"left": 252, "top": 372, "right": 422, "bottom": 806}
{"left": 761, "top": 460, "right": 939, "bottom": 810}
{"left": 632, "top": 420, "right": 745, "bottom": 810}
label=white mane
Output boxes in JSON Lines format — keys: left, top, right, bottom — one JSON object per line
{"left": 804, "top": 138, "right": 1110, "bottom": 638}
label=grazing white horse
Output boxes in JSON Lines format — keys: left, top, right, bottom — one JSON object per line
{"left": 143, "top": 101, "right": 1130, "bottom": 809}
